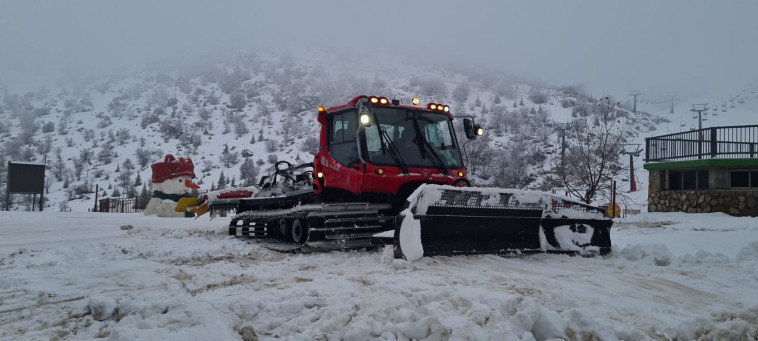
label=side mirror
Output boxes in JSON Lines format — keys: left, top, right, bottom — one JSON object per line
{"left": 463, "top": 118, "right": 475, "bottom": 139}
{"left": 463, "top": 118, "right": 483, "bottom": 140}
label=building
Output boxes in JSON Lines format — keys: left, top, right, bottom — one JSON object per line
{"left": 644, "top": 125, "right": 758, "bottom": 216}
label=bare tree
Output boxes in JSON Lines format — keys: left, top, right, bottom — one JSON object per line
{"left": 556, "top": 97, "right": 626, "bottom": 204}
{"left": 494, "top": 141, "right": 532, "bottom": 189}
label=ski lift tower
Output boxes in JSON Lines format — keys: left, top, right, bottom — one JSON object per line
{"left": 629, "top": 90, "right": 642, "bottom": 113}
{"left": 691, "top": 104, "right": 709, "bottom": 131}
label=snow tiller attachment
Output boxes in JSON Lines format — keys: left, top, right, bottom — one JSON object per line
{"left": 394, "top": 185, "right": 612, "bottom": 261}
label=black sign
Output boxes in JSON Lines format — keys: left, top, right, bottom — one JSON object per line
{"left": 8, "top": 162, "right": 45, "bottom": 193}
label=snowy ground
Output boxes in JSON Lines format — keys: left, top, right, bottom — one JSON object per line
{"left": 1, "top": 211, "right": 757, "bottom": 340}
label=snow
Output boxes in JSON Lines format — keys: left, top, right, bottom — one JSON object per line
{"left": 1, "top": 211, "right": 757, "bottom": 340}
{"left": 397, "top": 208, "right": 423, "bottom": 262}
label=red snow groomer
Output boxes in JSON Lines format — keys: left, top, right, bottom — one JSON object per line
{"left": 192, "top": 95, "right": 612, "bottom": 260}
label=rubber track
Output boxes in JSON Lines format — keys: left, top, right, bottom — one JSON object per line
{"left": 231, "top": 207, "right": 390, "bottom": 253}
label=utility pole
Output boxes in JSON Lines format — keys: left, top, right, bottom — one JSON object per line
{"left": 629, "top": 90, "right": 642, "bottom": 113}
{"left": 93, "top": 184, "right": 99, "bottom": 212}
{"left": 622, "top": 144, "right": 643, "bottom": 192}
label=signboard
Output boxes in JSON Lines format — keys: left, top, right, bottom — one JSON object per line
{"left": 8, "top": 162, "right": 45, "bottom": 193}
{"left": 6, "top": 161, "right": 46, "bottom": 211}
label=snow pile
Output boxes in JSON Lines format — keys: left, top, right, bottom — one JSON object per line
{"left": 619, "top": 244, "right": 673, "bottom": 266}
{"left": 1, "top": 211, "right": 758, "bottom": 340}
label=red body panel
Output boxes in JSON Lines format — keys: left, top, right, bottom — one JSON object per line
{"left": 313, "top": 96, "right": 468, "bottom": 197}
{"left": 217, "top": 190, "right": 254, "bottom": 199}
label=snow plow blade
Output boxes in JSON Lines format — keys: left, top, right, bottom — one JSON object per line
{"left": 394, "top": 185, "right": 612, "bottom": 261}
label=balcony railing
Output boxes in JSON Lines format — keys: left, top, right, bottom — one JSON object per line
{"left": 646, "top": 125, "right": 758, "bottom": 162}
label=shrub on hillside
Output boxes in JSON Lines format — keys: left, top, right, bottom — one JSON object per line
{"left": 528, "top": 90, "right": 548, "bottom": 105}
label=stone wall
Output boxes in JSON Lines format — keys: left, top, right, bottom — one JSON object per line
{"left": 648, "top": 189, "right": 758, "bottom": 216}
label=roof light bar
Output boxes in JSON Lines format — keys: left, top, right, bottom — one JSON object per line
{"left": 369, "top": 96, "right": 391, "bottom": 105}
{"left": 427, "top": 103, "right": 450, "bottom": 112}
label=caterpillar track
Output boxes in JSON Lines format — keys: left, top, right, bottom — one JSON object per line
{"left": 229, "top": 202, "right": 396, "bottom": 253}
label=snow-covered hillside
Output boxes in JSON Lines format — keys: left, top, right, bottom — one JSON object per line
{"left": 0, "top": 49, "right": 671, "bottom": 213}
{"left": 1, "top": 211, "right": 757, "bottom": 340}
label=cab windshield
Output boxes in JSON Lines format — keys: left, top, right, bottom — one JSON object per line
{"left": 363, "top": 107, "right": 463, "bottom": 169}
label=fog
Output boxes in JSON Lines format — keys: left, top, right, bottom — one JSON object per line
{"left": 2, "top": 1, "right": 757, "bottom": 99}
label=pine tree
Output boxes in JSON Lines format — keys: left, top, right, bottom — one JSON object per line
{"left": 112, "top": 188, "right": 121, "bottom": 197}
{"left": 134, "top": 173, "right": 142, "bottom": 187}
{"left": 519, "top": 97, "right": 524, "bottom": 106}
{"left": 494, "top": 95, "right": 501, "bottom": 104}
{"left": 513, "top": 100, "right": 518, "bottom": 108}
{"left": 138, "top": 184, "right": 151, "bottom": 209}
{"left": 127, "top": 186, "right": 137, "bottom": 199}
{"left": 217, "top": 171, "right": 226, "bottom": 189}
{"left": 115, "top": 164, "right": 120, "bottom": 173}
{"left": 230, "top": 176, "right": 236, "bottom": 187}
{"left": 102, "top": 190, "right": 108, "bottom": 197}
{"left": 211, "top": 183, "right": 216, "bottom": 191}
{"left": 474, "top": 95, "right": 482, "bottom": 107}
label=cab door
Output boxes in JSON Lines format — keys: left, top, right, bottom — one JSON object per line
{"left": 326, "top": 110, "right": 364, "bottom": 195}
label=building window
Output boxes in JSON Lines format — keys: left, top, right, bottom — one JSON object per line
{"left": 698, "top": 170, "right": 709, "bottom": 190}
{"left": 730, "top": 170, "right": 758, "bottom": 188}
{"left": 682, "top": 171, "right": 697, "bottom": 189}
{"left": 667, "top": 170, "right": 708, "bottom": 190}
{"left": 669, "top": 171, "right": 682, "bottom": 190}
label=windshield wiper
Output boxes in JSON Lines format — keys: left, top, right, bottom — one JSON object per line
{"left": 419, "top": 137, "right": 449, "bottom": 175}
{"left": 374, "top": 115, "right": 409, "bottom": 174}
{"left": 412, "top": 117, "right": 449, "bottom": 175}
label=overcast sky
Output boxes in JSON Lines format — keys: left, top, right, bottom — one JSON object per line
{"left": 2, "top": 1, "right": 757, "bottom": 99}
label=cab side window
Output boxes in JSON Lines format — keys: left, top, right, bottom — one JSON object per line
{"left": 329, "top": 112, "right": 360, "bottom": 166}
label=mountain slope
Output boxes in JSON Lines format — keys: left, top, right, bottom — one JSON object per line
{"left": 0, "top": 49, "right": 666, "bottom": 211}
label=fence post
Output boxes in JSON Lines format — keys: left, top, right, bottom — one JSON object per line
{"left": 710, "top": 128, "right": 717, "bottom": 158}
{"left": 645, "top": 137, "right": 650, "bottom": 161}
